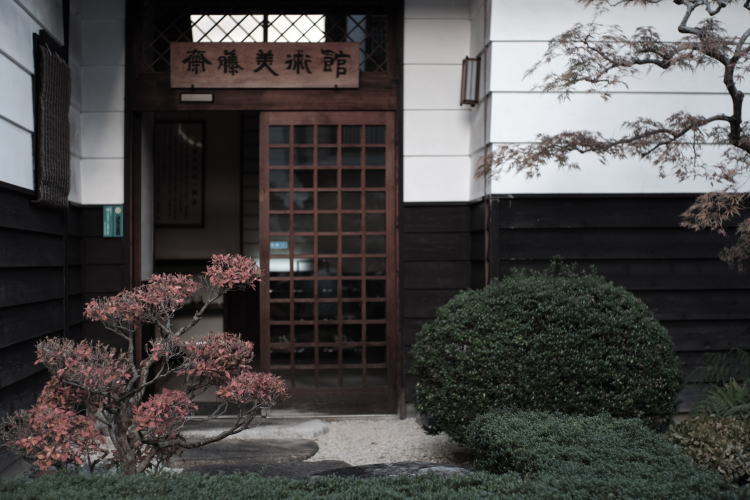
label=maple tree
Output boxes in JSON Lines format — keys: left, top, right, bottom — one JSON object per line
{"left": 0, "top": 254, "right": 288, "bottom": 474}
{"left": 483, "top": 0, "right": 750, "bottom": 267}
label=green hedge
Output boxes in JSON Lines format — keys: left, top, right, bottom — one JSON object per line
{"left": 413, "top": 266, "right": 681, "bottom": 437}
{"left": 0, "top": 467, "right": 737, "bottom": 500}
{"left": 0, "top": 454, "right": 738, "bottom": 500}
{"left": 0, "top": 411, "right": 737, "bottom": 499}
{"left": 461, "top": 410, "right": 731, "bottom": 499}
{"left": 0, "top": 473, "right": 521, "bottom": 500}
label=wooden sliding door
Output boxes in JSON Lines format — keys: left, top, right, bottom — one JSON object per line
{"left": 259, "top": 111, "right": 397, "bottom": 413}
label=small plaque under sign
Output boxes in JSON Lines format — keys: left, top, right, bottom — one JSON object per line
{"left": 103, "top": 205, "right": 124, "bottom": 238}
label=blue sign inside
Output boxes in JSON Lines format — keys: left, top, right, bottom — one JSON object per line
{"left": 270, "top": 240, "right": 288, "bottom": 250}
{"left": 103, "top": 205, "right": 124, "bottom": 238}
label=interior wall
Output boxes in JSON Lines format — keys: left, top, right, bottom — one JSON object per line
{"left": 241, "top": 112, "right": 260, "bottom": 260}
{"left": 140, "top": 112, "right": 154, "bottom": 280}
{"left": 154, "top": 111, "right": 242, "bottom": 261}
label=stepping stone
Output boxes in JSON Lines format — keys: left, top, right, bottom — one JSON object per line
{"left": 314, "top": 461, "right": 472, "bottom": 478}
{"left": 184, "top": 460, "right": 351, "bottom": 478}
{"left": 171, "top": 439, "right": 319, "bottom": 471}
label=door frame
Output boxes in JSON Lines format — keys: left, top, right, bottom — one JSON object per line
{"left": 259, "top": 111, "right": 399, "bottom": 413}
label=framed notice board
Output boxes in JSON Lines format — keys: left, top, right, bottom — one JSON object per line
{"left": 154, "top": 121, "right": 205, "bottom": 227}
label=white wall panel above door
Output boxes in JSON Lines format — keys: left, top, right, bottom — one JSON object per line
{"left": 404, "top": 65, "right": 464, "bottom": 110}
{"left": 81, "top": 20, "right": 125, "bottom": 66}
{"left": 69, "top": 107, "right": 81, "bottom": 157}
{"left": 469, "top": 149, "right": 488, "bottom": 200}
{"left": 68, "top": 155, "right": 83, "bottom": 204}
{"left": 404, "top": 19, "right": 471, "bottom": 64}
{"left": 405, "top": 0, "right": 471, "bottom": 19}
{"left": 469, "top": 0, "right": 487, "bottom": 56}
{"left": 469, "top": 97, "right": 488, "bottom": 155}
{"left": 403, "top": 156, "right": 473, "bottom": 202}
{"left": 80, "top": 158, "right": 124, "bottom": 204}
{"left": 404, "top": 110, "right": 472, "bottom": 156}
{"left": 81, "top": 65, "right": 125, "bottom": 112}
{"left": 81, "top": 112, "right": 125, "bottom": 158}
{"left": 73, "top": 0, "right": 126, "bottom": 21}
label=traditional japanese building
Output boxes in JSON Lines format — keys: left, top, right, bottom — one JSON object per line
{"left": 1, "top": 0, "right": 749, "bottom": 418}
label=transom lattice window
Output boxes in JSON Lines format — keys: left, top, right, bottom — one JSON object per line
{"left": 149, "top": 12, "right": 388, "bottom": 72}
{"left": 190, "top": 15, "right": 326, "bottom": 43}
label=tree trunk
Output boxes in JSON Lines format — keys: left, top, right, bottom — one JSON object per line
{"left": 109, "top": 412, "right": 140, "bottom": 475}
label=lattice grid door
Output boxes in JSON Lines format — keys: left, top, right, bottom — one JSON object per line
{"left": 259, "top": 111, "right": 397, "bottom": 413}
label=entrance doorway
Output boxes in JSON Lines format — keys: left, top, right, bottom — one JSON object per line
{"left": 259, "top": 112, "right": 397, "bottom": 413}
{"left": 145, "top": 110, "right": 398, "bottom": 413}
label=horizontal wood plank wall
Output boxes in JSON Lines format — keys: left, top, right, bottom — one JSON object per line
{"left": 488, "top": 194, "right": 750, "bottom": 412}
{"left": 78, "top": 207, "right": 130, "bottom": 346}
{"left": 399, "top": 202, "right": 486, "bottom": 403}
{"left": 0, "top": 187, "right": 82, "bottom": 418}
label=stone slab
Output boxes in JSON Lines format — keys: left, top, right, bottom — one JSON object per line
{"left": 184, "top": 460, "right": 351, "bottom": 478}
{"left": 171, "top": 439, "right": 318, "bottom": 469}
{"left": 314, "top": 461, "right": 472, "bottom": 478}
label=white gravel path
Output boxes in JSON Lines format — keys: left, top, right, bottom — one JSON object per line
{"left": 306, "top": 417, "right": 469, "bottom": 466}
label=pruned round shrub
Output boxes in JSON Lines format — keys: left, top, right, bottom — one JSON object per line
{"left": 671, "top": 416, "right": 750, "bottom": 484}
{"left": 412, "top": 265, "right": 681, "bottom": 437}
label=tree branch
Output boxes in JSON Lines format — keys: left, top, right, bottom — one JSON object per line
{"left": 174, "top": 290, "right": 221, "bottom": 338}
{"left": 141, "top": 406, "right": 260, "bottom": 451}
{"left": 488, "top": 0, "right": 750, "bottom": 267}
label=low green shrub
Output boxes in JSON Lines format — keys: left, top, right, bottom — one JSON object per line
{"left": 0, "top": 473, "right": 525, "bottom": 500}
{"left": 0, "top": 467, "right": 736, "bottom": 500}
{"left": 413, "top": 265, "right": 681, "bottom": 437}
{"left": 672, "top": 416, "right": 750, "bottom": 484}
{"left": 461, "top": 410, "right": 730, "bottom": 499}
{"left": 0, "top": 441, "right": 738, "bottom": 500}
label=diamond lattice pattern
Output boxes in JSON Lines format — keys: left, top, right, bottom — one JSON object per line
{"left": 149, "top": 13, "right": 388, "bottom": 72}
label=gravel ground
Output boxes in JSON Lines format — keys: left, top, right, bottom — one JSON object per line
{"left": 307, "top": 417, "right": 470, "bottom": 466}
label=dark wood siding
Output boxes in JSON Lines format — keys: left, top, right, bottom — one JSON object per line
{"left": 0, "top": 187, "right": 82, "bottom": 417}
{"left": 399, "top": 202, "right": 486, "bottom": 403}
{"left": 78, "top": 207, "right": 130, "bottom": 344}
{"left": 0, "top": 190, "right": 131, "bottom": 419}
{"left": 488, "top": 194, "right": 750, "bottom": 411}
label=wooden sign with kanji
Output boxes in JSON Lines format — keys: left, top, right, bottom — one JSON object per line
{"left": 170, "top": 42, "right": 360, "bottom": 89}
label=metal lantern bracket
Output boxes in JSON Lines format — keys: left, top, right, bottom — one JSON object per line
{"left": 460, "top": 56, "right": 481, "bottom": 106}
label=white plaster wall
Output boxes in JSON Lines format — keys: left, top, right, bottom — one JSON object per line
{"left": 0, "top": 0, "right": 63, "bottom": 191}
{"left": 0, "top": 0, "right": 124, "bottom": 202}
{"left": 488, "top": 0, "right": 748, "bottom": 194}
{"left": 403, "top": 0, "right": 485, "bottom": 202}
{"left": 469, "top": 0, "right": 491, "bottom": 200}
{"left": 68, "top": 2, "right": 83, "bottom": 203}
{"left": 73, "top": 0, "right": 126, "bottom": 204}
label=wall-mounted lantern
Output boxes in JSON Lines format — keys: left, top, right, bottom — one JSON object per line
{"left": 460, "top": 56, "right": 481, "bottom": 106}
